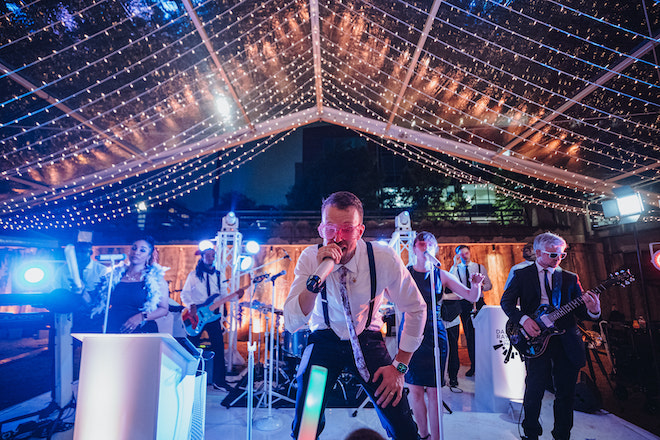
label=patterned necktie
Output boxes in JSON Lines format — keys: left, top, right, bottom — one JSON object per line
{"left": 338, "top": 266, "right": 370, "bottom": 382}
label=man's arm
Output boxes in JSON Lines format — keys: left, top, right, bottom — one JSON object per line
{"left": 283, "top": 246, "right": 318, "bottom": 333}
{"left": 180, "top": 273, "right": 196, "bottom": 307}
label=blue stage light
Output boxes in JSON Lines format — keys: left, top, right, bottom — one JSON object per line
{"left": 240, "top": 256, "right": 254, "bottom": 271}
{"left": 245, "top": 240, "right": 260, "bottom": 255}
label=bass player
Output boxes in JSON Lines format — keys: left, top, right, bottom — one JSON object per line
{"left": 500, "top": 232, "right": 600, "bottom": 440}
{"left": 181, "top": 247, "right": 244, "bottom": 392}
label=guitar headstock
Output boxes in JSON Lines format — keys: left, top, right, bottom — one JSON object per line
{"left": 608, "top": 269, "right": 634, "bottom": 287}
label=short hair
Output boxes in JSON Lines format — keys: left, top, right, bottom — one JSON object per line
{"left": 533, "top": 232, "right": 566, "bottom": 251}
{"left": 344, "top": 428, "right": 386, "bottom": 440}
{"left": 414, "top": 231, "right": 438, "bottom": 248}
{"left": 455, "top": 244, "right": 469, "bottom": 254}
{"left": 321, "top": 191, "right": 364, "bottom": 221}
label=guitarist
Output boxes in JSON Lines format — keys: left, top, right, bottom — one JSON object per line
{"left": 181, "top": 247, "right": 233, "bottom": 392}
{"left": 500, "top": 232, "right": 601, "bottom": 440}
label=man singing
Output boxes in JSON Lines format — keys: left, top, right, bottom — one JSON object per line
{"left": 500, "top": 232, "right": 601, "bottom": 440}
{"left": 284, "top": 191, "right": 426, "bottom": 439}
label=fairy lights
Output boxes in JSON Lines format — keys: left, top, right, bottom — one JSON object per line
{"left": 0, "top": 0, "right": 658, "bottom": 231}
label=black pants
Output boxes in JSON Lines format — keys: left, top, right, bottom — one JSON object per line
{"left": 291, "top": 329, "right": 419, "bottom": 440}
{"left": 459, "top": 298, "right": 485, "bottom": 370}
{"left": 190, "top": 320, "right": 227, "bottom": 386}
{"left": 445, "top": 324, "right": 460, "bottom": 381}
{"left": 522, "top": 337, "right": 579, "bottom": 440}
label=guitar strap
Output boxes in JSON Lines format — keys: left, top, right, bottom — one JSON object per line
{"left": 320, "top": 241, "right": 376, "bottom": 330}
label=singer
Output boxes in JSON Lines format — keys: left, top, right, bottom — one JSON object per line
{"left": 284, "top": 191, "right": 427, "bottom": 439}
{"left": 403, "top": 232, "right": 483, "bottom": 440}
{"left": 90, "top": 236, "right": 169, "bottom": 333}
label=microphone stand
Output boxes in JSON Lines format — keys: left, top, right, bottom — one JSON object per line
{"left": 102, "top": 256, "right": 125, "bottom": 334}
{"left": 254, "top": 272, "right": 293, "bottom": 431}
{"left": 426, "top": 252, "right": 445, "bottom": 440}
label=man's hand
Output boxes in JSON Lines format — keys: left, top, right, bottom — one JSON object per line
{"left": 190, "top": 303, "right": 198, "bottom": 316}
{"left": 582, "top": 290, "right": 601, "bottom": 315}
{"left": 373, "top": 365, "right": 404, "bottom": 408}
{"left": 522, "top": 317, "right": 541, "bottom": 338}
{"left": 317, "top": 243, "right": 343, "bottom": 265}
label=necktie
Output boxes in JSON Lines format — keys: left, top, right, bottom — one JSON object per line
{"left": 464, "top": 265, "right": 471, "bottom": 288}
{"left": 338, "top": 266, "right": 370, "bottom": 382}
{"left": 543, "top": 269, "right": 555, "bottom": 306}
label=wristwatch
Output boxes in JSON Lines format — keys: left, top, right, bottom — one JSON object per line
{"left": 142, "top": 312, "right": 148, "bottom": 321}
{"left": 392, "top": 359, "right": 408, "bottom": 375}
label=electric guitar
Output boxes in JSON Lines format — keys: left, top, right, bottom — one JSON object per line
{"left": 505, "top": 269, "right": 633, "bottom": 359}
{"left": 181, "top": 286, "right": 247, "bottom": 337}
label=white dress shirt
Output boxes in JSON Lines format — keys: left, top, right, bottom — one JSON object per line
{"left": 284, "top": 240, "right": 426, "bottom": 353}
{"left": 180, "top": 269, "right": 222, "bottom": 306}
{"left": 449, "top": 261, "right": 492, "bottom": 293}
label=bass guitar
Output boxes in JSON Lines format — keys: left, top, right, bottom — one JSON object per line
{"left": 182, "top": 286, "right": 247, "bottom": 337}
{"left": 505, "top": 269, "right": 633, "bottom": 359}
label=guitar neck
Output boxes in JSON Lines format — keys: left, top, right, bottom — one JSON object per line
{"left": 547, "top": 279, "right": 613, "bottom": 322}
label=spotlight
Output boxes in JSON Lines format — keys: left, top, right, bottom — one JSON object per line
{"left": 24, "top": 267, "right": 45, "bottom": 284}
{"left": 395, "top": 211, "right": 411, "bottom": 231}
{"left": 198, "top": 240, "right": 214, "bottom": 252}
{"left": 239, "top": 255, "right": 254, "bottom": 271}
{"left": 244, "top": 240, "right": 260, "bottom": 255}
{"left": 222, "top": 212, "right": 238, "bottom": 231}
{"left": 650, "top": 243, "right": 660, "bottom": 272}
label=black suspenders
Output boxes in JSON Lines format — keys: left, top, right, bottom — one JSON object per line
{"left": 320, "top": 241, "right": 376, "bottom": 330}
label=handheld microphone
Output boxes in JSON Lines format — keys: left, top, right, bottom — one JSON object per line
{"left": 95, "top": 253, "right": 126, "bottom": 261}
{"left": 270, "top": 270, "right": 286, "bottom": 282}
{"left": 306, "top": 258, "right": 336, "bottom": 293}
{"left": 424, "top": 251, "right": 441, "bottom": 268}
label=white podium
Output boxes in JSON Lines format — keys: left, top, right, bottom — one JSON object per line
{"left": 473, "top": 306, "right": 526, "bottom": 412}
{"left": 73, "top": 333, "right": 201, "bottom": 440}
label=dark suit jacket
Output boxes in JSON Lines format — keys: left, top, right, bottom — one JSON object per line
{"left": 500, "top": 263, "right": 589, "bottom": 367}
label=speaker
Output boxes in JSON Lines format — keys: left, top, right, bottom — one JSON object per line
{"left": 574, "top": 371, "right": 601, "bottom": 413}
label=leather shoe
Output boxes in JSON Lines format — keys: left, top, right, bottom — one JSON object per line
{"left": 465, "top": 367, "right": 475, "bottom": 377}
{"left": 449, "top": 378, "right": 459, "bottom": 387}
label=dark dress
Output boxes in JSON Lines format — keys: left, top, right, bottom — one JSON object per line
{"left": 402, "top": 267, "right": 448, "bottom": 387}
{"left": 107, "top": 281, "right": 158, "bottom": 333}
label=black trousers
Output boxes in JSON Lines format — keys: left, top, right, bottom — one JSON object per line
{"left": 522, "top": 337, "right": 579, "bottom": 440}
{"left": 291, "top": 329, "right": 419, "bottom": 440}
{"left": 445, "top": 324, "right": 460, "bottom": 381}
{"left": 189, "top": 320, "right": 227, "bottom": 386}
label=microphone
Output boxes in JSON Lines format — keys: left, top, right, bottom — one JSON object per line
{"left": 95, "top": 253, "right": 126, "bottom": 261}
{"left": 306, "top": 258, "right": 336, "bottom": 293}
{"left": 424, "top": 251, "right": 441, "bottom": 268}
{"left": 270, "top": 270, "right": 286, "bottom": 282}
{"left": 253, "top": 273, "right": 270, "bottom": 283}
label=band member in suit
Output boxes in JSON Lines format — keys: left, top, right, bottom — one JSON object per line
{"left": 500, "top": 232, "right": 601, "bottom": 440}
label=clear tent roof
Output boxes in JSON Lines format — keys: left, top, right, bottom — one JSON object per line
{"left": 0, "top": 0, "right": 659, "bottom": 229}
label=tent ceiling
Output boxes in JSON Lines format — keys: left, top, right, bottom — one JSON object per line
{"left": 0, "top": 0, "right": 658, "bottom": 229}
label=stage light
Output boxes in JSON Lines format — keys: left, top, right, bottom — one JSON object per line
{"left": 244, "top": 240, "right": 260, "bottom": 255}
{"left": 222, "top": 212, "right": 238, "bottom": 231}
{"left": 650, "top": 243, "right": 660, "bottom": 272}
{"left": 616, "top": 193, "right": 644, "bottom": 217}
{"left": 24, "top": 267, "right": 45, "bottom": 284}
{"left": 198, "top": 240, "right": 214, "bottom": 252}
{"left": 239, "top": 255, "right": 254, "bottom": 271}
{"left": 136, "top": 201, "right": 148, "bottom": 212}
{"left": 395, "top": 211, "right": 411, "bottom": 231}
{"left": 601, "top": 186, "right": 644, "bottom": 224}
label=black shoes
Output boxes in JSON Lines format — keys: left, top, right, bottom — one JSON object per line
{"left": 212, "top": 382, "right": 234, "bottom": 392}
{"left": 449, "top": 378, "right": 459, "bottom": 388}
{"left": 465, "top": 367, "right": 475, "bottom": 377}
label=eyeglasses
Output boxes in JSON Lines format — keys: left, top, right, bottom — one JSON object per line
{"left": 541, "top": 250, "right": 567, "bottom": 259}
{"left": 318, "top": 223, "right": 362, "bottom": 240}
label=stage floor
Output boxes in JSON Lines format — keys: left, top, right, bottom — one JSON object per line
{"left": 1, "top": 366, "right": 658, "bottom": 440}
